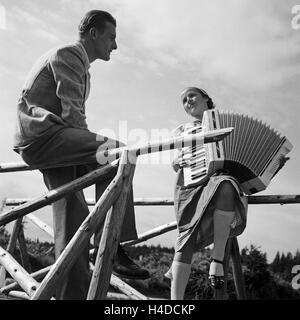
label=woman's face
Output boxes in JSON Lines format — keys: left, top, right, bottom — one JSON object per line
{"left": 181, "top": 88, "right": 209, "bottom": 119}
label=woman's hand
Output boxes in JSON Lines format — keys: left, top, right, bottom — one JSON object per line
{"left": 172, "top": 152, "right": 192, "bottom": 172}
{"left": 278, "top": 156, "right": 290, "bottom": 169}
{"left": 272, "top": 155, "right": 290, "bottom": 178}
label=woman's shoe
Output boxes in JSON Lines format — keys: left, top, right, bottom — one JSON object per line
{"left": 208, "top": 258, "right": 224, "bottom": 290}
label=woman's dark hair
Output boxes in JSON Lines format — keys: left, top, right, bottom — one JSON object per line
{"left": 78, "top": 10, "right": 116, "bottom": 35}
{"left": 182, "top": 87, "right": 215, "bottom": 109}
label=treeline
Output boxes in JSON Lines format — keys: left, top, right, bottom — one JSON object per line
{"left": 127, "top": 243, "right": 300, "bottom": 300}
{"left": 1, "top": 227, "right": 300, "bottom": 300}
{"left": 270, "top": 250, "right": 300, "bottom": 282}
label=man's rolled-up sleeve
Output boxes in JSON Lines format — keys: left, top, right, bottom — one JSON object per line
{"left": 49, "top": 47, "right": 88, "bottom": 129}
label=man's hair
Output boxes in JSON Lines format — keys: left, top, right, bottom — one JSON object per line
{"left": 181, "top": 87, "right": 215, "bottom": 110}
{"left": 78, "top": 10, "right": 116, "bottom": 36}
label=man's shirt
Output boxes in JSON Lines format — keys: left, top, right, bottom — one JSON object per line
{"left": 14, "top": 41, "right": 91, "bottom": 149}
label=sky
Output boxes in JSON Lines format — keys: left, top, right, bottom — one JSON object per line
{"left": 0, "top": 0, "right": 299, "bottom": 262}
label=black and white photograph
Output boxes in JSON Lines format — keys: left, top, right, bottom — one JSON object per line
{"left": 0, "top": 0, "right": 299, "bottom": 306}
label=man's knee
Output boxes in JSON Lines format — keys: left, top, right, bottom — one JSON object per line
{"left": 95, "top": 137, "right": 126, "bottom": 165}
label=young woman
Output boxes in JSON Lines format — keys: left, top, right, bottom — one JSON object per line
{"left": 165, "top": 86, "right": 248, "bottom": 299}
{"left": 166, "top": 86, "right": 289, "bottom": 300}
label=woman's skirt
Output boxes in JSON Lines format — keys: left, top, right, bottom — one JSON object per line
{"left": 165, "top": 174, "right": 248, "bottom": 280}
{"left": 174, "top": 174, "right": 248, "bottom": 253}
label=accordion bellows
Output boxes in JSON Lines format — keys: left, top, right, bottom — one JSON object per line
{"left": 183, "top": 109, "right": 293, "bottom": 195}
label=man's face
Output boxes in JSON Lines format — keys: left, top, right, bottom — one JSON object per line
{"left": 94, "top": 22, "right": 117, "bottom": 61}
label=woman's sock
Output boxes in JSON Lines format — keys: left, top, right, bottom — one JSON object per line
{"left": 170, "top": 261, "right": 191, "bottom": 300}
{"left": 210, "top": 209, "right": 235, "bottom": 276}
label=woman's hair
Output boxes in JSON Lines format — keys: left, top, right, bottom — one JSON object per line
{"left": 181, "top": 87, "right": 215, "bottom": 110}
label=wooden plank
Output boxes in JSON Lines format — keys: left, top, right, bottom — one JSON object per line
{"left": 230, "top": 237, "right": 247, "bottom": 300}
{"left": 0, "top": 162, "right": 32, "bottom": 173}
{"left": 17, "top": 226, "right": 31, "bottom": 273}
{"left": 0, "top": 218, "right": 23, "bottom": 287}
{"left": 110, "top": 274, "right": 148, "bottom": 300}
{"left": 5, "top": 194, "right": 300, "bottom": 207}
{"left": 106, "top": 292, "right": 130, "bottom": 300}
{"left": 89, "top": 262, "right": 147, "bottom": 300}
{"left": 6, "top": 218, "right": 23, "bottom": 253}
{"left": 30, "top": 162, "right": 124, "bottom": 300}
{"left": 0, "top": 161, "right": 119, "bottom": 227}
{"left": 0, "top": 246, "right": 39, "bottom": 297}
{"left": 0, "top": 128, "right": 233, "bottom": 173}
{"left": 0, "top": 265, "right": 51, "bottom": 294}
{"left": 122, "top": 221, "right": 177, "bottom": 247}
{"left": 6, "top": 290, "right": 29, "bottom": 300}
{"left": 25, "top": 213, "right": 54, "bottom": 238}
{"left": 248, "top": 194, "right": 300, "bottom": 204}
{"left": 87, "top": 151, "right": 136, "bottom": 300}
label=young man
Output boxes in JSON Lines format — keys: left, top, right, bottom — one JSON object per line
{"left": 13, "top": 10, "right": 149, "bottom": 300}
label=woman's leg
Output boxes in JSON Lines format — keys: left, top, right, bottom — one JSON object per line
{"left": 210, "top": 181, "right": 236, "bottom": 283}
{"left": 170, "top": 232, "right": 197, "bottom": 300}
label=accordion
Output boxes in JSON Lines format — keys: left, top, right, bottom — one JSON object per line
{"left": 182, "top": 109, "right": 293, "bottom": 195}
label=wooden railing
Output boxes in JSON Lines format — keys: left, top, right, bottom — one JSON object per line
{"left": 0, "top": 129, "right": 299, "bottom": 300}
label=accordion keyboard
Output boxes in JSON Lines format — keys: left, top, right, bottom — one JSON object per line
{"left": 182, "top": 125, "right": 208, "bottom": 185}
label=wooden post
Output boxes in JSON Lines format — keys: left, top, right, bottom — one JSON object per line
{"left": 87, "top": 151, "right": 136, "bottom": 300}
{"left": 230, "top": 237, "right": 247, "bottom": 299}
{"left": 0, "top": 246, "right": 39, "bottom": 297}
{"left": 0, "top": 218, "right": 23, "bottom": 287}
{"left": 17, "top": 226, "right": 31, "bottom": 273}
{"left": 6, "top": 218, "right": 23, "bottom": 253}
{"left": 0, "top": 198, "right": 6, "bottom": 287}
{"left": 214, "top": 238, "right": 232, "bottom": 300}
{"left": 30, "top": 162, "right": 124, "bottom": 300}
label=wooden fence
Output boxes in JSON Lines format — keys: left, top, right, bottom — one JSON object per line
{"left": 0, "top": 129, "right": 299, "bottom": 300}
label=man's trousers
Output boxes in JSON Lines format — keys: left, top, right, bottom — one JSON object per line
{"left": 18, "top": 126, "right": 138, "bottom": 299}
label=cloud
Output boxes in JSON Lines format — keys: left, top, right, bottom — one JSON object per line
{"left": 10, "top": 6, "right": 48, "bottom": 28}
{"left": 34, "top": 29, "right": 60, "bottom": 43}
{"left": 8, "top": 5, "right": 63, "bottom": 43}
{"left": 110, "top": 0, "right": 300, "bottom": 90}
{"left": 0, "top": 0, "right": 298, "bottom": 259}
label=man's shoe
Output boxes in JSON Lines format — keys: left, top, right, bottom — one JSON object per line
{"left": 113, "top": 245, "right": 150, "bottom": 280}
